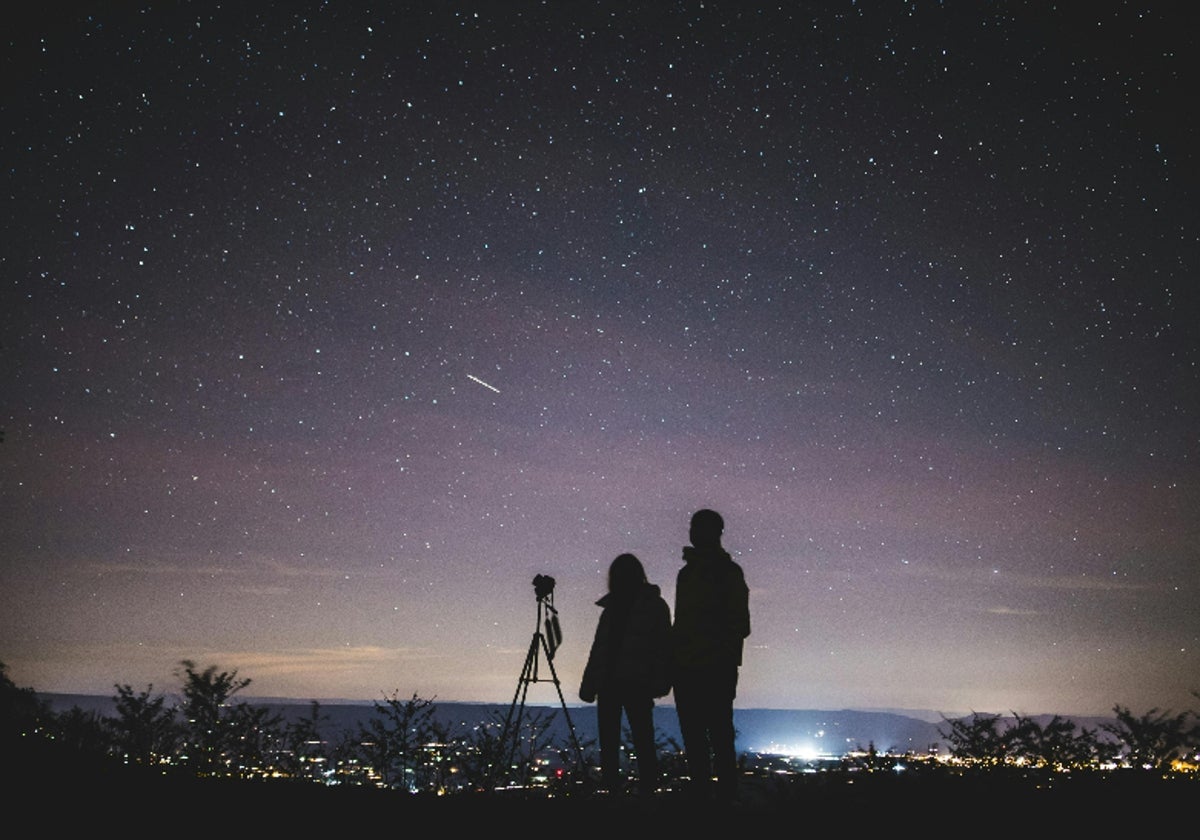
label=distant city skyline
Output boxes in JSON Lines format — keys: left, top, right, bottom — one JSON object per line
{"left": 3, "top": 2, "right": 1197, "bottom": 719}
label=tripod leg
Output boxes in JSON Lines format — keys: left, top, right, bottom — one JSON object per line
{"left": 540, "top": 632, "right": 587, "bottom": 773}
{"left": 498, "top": 633, "right": 541, "bottom": 783}
{"left": 503, "top": 635, "right": 538, "bottom": 734}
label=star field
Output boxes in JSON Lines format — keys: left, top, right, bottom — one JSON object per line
{"left": 2, "top": 1, "right": 1197, "bottom": 717}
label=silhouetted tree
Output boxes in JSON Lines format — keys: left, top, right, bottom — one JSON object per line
{"left": 111, "top": 683, "right": 178, "bottom": 765}
{"left": 328, "top": 725, "right": 373, "bottom": 786}
{"left": 456, "top": 708, "right": 512, "bottom": 792}
{"left": 0, "top": 661, "right": 49, "bottom": 740}
{"left": 45, "top": 705, "right": 111, "bottom": 759}
{"left": 224, "top": 700, "right": 284, "bottom": 778}
{"left": 173, "top": 661, "right": 288, "bottom": 779}
{"left": 275, "top": 700, "right": 330, "bottom": 782}
{"left": 1007, "top": 713, "right": 1102, "bottom": 769}
{"left": 2, "top": 663, "right": 123, "bottom": 782}
{"left": 938, "top": 712, "right": 1014, "bottom": 766}
{"left": 1103, "top": 704, "right": 1195, "bottom": 770}
{"left": 356, "top": 691, "right": 437, "bottom": 791}
{"left": 496, "top": 707, "right": 564, "bottom": 789}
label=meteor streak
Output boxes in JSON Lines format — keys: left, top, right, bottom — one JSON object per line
{"left": 467, "top": 374, "right": 500, "bottom": 393}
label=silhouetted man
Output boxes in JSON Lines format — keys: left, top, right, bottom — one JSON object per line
{"left": 671, "top": 508, "right": 750, "bottom": 803}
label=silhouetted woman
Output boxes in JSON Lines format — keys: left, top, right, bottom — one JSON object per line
{"left": 579, "top": 552, "right": 672, "bottom": 795}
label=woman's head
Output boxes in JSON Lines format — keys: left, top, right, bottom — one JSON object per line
{"left": 608, "top": 552, "right": 646, "bottom": 594}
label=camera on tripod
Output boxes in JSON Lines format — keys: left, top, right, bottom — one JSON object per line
{"left": 530, "top": 574, "right": 562, "bottom": 657}
{"left": 495, "top": 570, "right": 585, "bottom": 783}
{"left": 533, "top": 573, "right": 555, "bottom": 601}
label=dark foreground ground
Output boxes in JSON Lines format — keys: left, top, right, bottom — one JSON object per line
{"left": 7, "top": 738, "right": 1195, "bottom": 833}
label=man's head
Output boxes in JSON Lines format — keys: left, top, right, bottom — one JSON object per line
{"left": 689, "top": 508, "right": 724, "bottom": 549}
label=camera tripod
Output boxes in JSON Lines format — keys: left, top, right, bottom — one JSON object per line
{"left": 496, "top": 585, "right": 586, "bottom": 784}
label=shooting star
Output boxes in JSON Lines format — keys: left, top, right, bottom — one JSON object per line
{"left": 466, "top": 374, "right": 501, "bottom": 394}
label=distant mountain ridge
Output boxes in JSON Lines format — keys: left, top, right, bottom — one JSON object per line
{"left": 36, "top": 693, "right": 1119, "bottom": 757}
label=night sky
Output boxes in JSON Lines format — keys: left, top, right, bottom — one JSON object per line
{"left": 3, "top": 1, "right": 1197, "bottom": 719}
